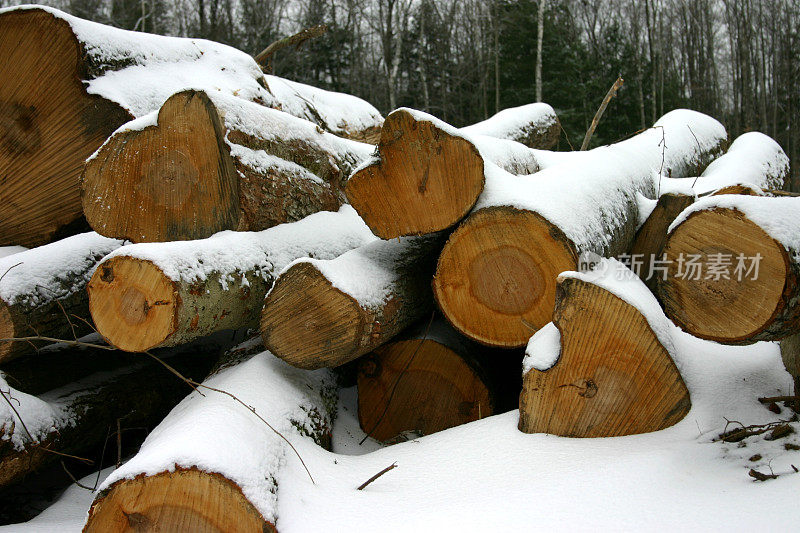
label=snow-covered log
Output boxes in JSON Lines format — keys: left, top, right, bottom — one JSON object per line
{"left": 519, "top": 262, "right": 691, "bottom": 437}
{"left": 0, "top": 6, "right": 273, "bottom": 246}
{"left": 460, "top": 102, "right": 560, "bottom": 149}
{"left": 0, "top": 232, "right": 122, "bottom": 363}
{"left": 263, "top": 75, "right": 384, "bottom": 144}
{"left": 82, "top": 89, "right": 373, "bottom": 243}
{"left": 261, "top": 233, "right": 445, "bottom": 370}
{"left": 83, "top": 345, "right": 335, "bottom": 532}
{"left": 344, "top": 108, "right": 569, "bottom": 240}
{"left": 87, "top": 206, "right": 374, "bottom": 352}
{"left": 357, "top": 318, "right": 506, "bottom": 443}
{"left": 0, "top": 347, "right": 218, "bottom": 490}
{"left": 658, "top": 195, "right": 800, "bottom": 344}
{"left": 433, "top": 110, "right": 727, "bottom": 348}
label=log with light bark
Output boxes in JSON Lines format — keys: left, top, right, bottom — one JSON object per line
{"left": 433, "top": 109, "right": 727, "bottom": 348}
{"left": 0, "top": 346, "right": 219, "bottom": 490}
{"left": 658, "top": 195, "right": 800, "bottom": 344}
{"left": 357, "top": 318, "right": 518, "bottom": 443}
{"left": 263, "top": 75, "right": 384, "bottom": 144}
{"left": 518, "top": 267, "right": 691, "bottom": 437}
{"left": 261, "top": 233, "right": 446, "bottom": 370}
{"left": 345, "top": 107, "right": 569, "bottom": 239}
{"left": 0, "top": 6, "right": 273, "bottom": 246}
{"left": 82, "top": 89, "right": 373, "bottom": 243}
{"left": 87, "top": 206, "right": 374, "bottom": 352}
{"left": 83, "top": 346, "right": 336, "bottom": 532}
{"left": 459, "top": 102, "right": 560, "bottom": 149}
{"left": 0, "top": 232, "right": 122, "bottom": 364}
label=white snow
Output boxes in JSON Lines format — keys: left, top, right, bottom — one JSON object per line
{"left": 461, "top": 102, "right": 558, "bottom": 143}
{"left": 0, "top": 246, "right": 27, "bottom": 260}
{"left": 0, "top": 232, "right": 122, "bottom": 307}
{"left": 100, "top": 205, "right": 375, "bottom": 285}
{"left": 669, "top": 195, "right": 800, "bottom": 259}
{"left": 523, "top": 322, "right": 562, "bottom": 373}
{"left": 0, "top": 374, "right": 68, "bottom": 450}
{"left": 264, "top": 76, "right": 384, "bottom": 140}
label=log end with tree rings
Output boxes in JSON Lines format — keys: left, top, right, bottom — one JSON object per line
{"left": 84, "top": 468, "right": 272, "bottom": 533}
{"left": 519, "top": 276, "right": 691, "bottom": 437}
{"left": 433, "top": 206, "right": 578, "bottom": 348}
{"left": 88, "top": 256, "right": 179, "bottom": 352}
{"left": 357, "top": 337, "right": 494, "bottom": 442}
{"left": 0, "top": 8, "right": 131, "bottom": 246}
{"left": 345, "top": 108, "right": 485, "bottom": 239}
{"left": 261, "top": 261, "right": 365, "bottom": 370}
{"left": 658, "top": 207, "right": 798, "bottom": 344}
{"left": 82, "top": 90, "right": 239, "bottom": 243}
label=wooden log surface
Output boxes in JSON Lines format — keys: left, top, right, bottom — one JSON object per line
{"left": 658, "top": 195, "right": 800, "bottom": 344}
{"left": 433, "top": 109, "right": 727, "bottom": 348}
{"left": 518, "top": 271, "right": 691, "bottom": 437}
{"left": 87, "top": 206, "right": 374, "bottom": 352}
{"left": 261, "top": 233, "right": 446, "bottom": 370}
{"left": 0, "top": 232, "right": 122, "bottom": 364}
{"left": 83, "top": 344, "right": 336, "bottom": 532}
{"left": 459, "top": 102, "right": 560, "bottom": 149}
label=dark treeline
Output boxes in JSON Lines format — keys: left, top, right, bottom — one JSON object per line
{"left": 6, "top": 0, "right": 798, "bottom": 188}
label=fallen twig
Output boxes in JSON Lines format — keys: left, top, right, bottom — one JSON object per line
{"left": 357, "top": 462, "right": 398, "bottom": 490}
{"left": 580, "top": 76, "right": 624, "bottom": 150}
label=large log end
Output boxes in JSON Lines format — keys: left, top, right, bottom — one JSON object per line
{"left": 345, "top": 109, "right": 485, "bottom": 239}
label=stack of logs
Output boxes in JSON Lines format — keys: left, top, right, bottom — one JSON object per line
{"left": 0, "top": 5, "right": 798, "bottom": 532}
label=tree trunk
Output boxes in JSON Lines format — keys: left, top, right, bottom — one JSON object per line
{"left": 658, "top": 195, "right": 800, "bottom": 344}
{"left": 0, "top": 346, "right": 219, "bottom": 490}
{"left": 357, "top": 317, "right": 521, "bottom": 443}
{"left": 0, "top": 6, "right": 271, "bottom": 247}
{"left": 82, "top": 89, "right": 372, "bottom": 243}
{"left": 0, "top": 232, "right": 122, "bottom": 364}
{"left": 86, "top": 206, "right": 374, "bottom": 352}
{"left": 345, "top": 106, "right": 562, "bottom": 240}
{"left": 83, "top": 347, "right": 336, "bottom": 532}
{"left": 433, "top": 110, "right": 727, "bottom": 348}
{"left": 261, "top": 233, "right": 445, "bottom": 370}
{"left": 518, "top": 274, "right": 691, "bottom": 437}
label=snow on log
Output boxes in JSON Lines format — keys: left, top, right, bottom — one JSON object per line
{"left": 261, "top": 233, "right": 446, "bottom": 370}
{"left": 0, "top": 232, "right": 122, "bottom": 364}
{"left": 460, "top": 102, "right": 560, "bottom": 149}
{"left": 356, "top": 318, "right": 512, "bottom": 443}
{"left": 83, "top": 345, "right": 336, "bottom": 532}
{"left": 0, "top": 347, "right": 218, "bottom": 490}
{"left": 0, "top": 6, "right": 272, "bottom": 246}
{"left": 658, "top": 195, "right": 800, "bottom": 344}
{"left": 87, "top": 206, "right": 374, "bottom": 352}
{"left": 82, "top": 89, "right": 373, "bottom": 243}
{"left": 519, "top": 261, "right": 691, "bottom": 437}
{"left": 263, "top": 75, "right": 384, "bottom": 144}
{"left": 344, "top": 107, "right": 571, "bottom": 239}
{"left": 433, "top": 110, "right": 727, "bottom": 348}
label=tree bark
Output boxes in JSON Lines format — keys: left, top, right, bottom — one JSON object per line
{"left": 0, "top": 232, "right": 122, "bottom": 364}
{"left": 261, "top": 233, "right": 446, "bottom": 370}
{"left": 86, "top": 207, "right": 374, "bottom": 352}
{"left": 433, "top": 110, "right": 727, "bottom": 348}
{"left": 658, "top": 195, "right": 800, "bottom": 344}
{"left": 83, "top": 347, "right": 336, "bottom": 532}
{"left": 518, "top": 274, "right": 691, "bottom": 437}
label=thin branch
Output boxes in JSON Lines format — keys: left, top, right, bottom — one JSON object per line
{"left": 254, "top": 25, "right": 328, "bottom": 71}
{"left": 357, "top": 462, "right": 397, "bottom": 490}
{"left": 0, "top": 263, "right": 22, "bottom": 284}
{"left": 580, "top": 76, "right": 624, "bottom": 150}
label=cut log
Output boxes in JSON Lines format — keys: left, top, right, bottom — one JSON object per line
{"left": 460, "top": 102, "right": 560, "bottom": 149}
{"left": 658, "top": 195, "right": 800, "bottom": 344}
{"left": 518, "top": 268, "right": 691, "bottom": 437}
{"left": 0, "top": 346, "right": 219, "bottom": 490}
{"left": 345, "top": 107, "right": 567, "bottom": 239}
{"left": 433, "top": 110, "right": 727, "bottom": 348}
{"left": 0, "top": 6, "right": 272, "bottom": 246}
{"left": 0, "top": 232, "right": 122, "bottom": 364}
{"left": 261, "top": 233, "right": 445, "bottom": 370}
{"left": 87, "top": 206, "right": 374, "bottom": 352}
{"left": 82, "top": 89, "right": 373, "bottom": 243}
{"left": 83, "top": 346, "right": 336, "bottom": 532}
{"left": 263, "top": 75, "right": 384, "bottom": 144}
{"left": 357, "top": 318, "right": 509, "bottom": 443}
